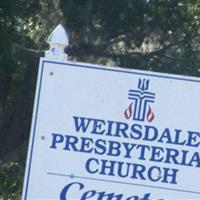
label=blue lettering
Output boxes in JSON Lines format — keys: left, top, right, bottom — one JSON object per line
{"left": 63, "top": 135, "right": 78, "bottom": 151}
{"left": 81, "top": 190, "right": 96, "bottom": 200}
{"left": 99, "top": 159, "right": 115, "bottom": 176}
{"left": 173, "top": 129, "right": 186, "bottom": 145}
{"left": 143, "top": 125, "right": 158, "bottom": 141}
{"left": 107, "top": 140, "right": 121, "bottom": 156}
{"left": 91, "top": 119, "right": 106, "bottom": 135}
{"left": 117, "top": 161, "right": 131, "bottom": 178}
{"left": 85, "top": 158, "right": 99, "bottom": 174}
{"left": 157, "top": 128, "right": 172, "bottom": 144}
{"left": 60, "top": 182, "right": 152, "bottom": 200}
{"left": 60, "top": 182, "right": 84, "bottom": 200}
{"left": 79, "top": 137, "right": 93, "bottom": 153}
{"left": 186, "top": 131, "right": 200, "bottom": 147}
{"left": 130, "top": 124, "right": 142, "bottom": 139}
{"left": 148, "top": 166, "right": 161, "bottom": 182}
{"left": 73, "top": 116, "right": 92, "bottom": 133}
{"left": 50, "top": 133, "right": 64, "bottom": 149}
{"left": 131, "top": 163, "right": 146, "bottom": 180}
{"left": 122, "top": 143, "right": 136, "bottom": 158}
{"left": 162, "top": 168, "right": 179, "bottom": 184}
{"left": 94, "top": 139, "right": 107, "bottom": 155}
{"left": 164, "top": 148, "right": 179, "bottom": 164}
{"left": 150, "top": 146, "right": 164, "bottom": 162}
{"left": 127, "top": 193, "right": 151, "bottom": 200}
{"left": 188, "top": 152, "right": 200, "bottom": 167}
{"left": 105, "top": 120, "right": 115, "bottom": 136}
{"left": 136, "top": 144, "right": 150, "bottom": 160}
{"left": 115, "top": 122, "right": 129, "bottom": 138}
{"left": 97, "top": 192, "right": 123, "bottom": 200}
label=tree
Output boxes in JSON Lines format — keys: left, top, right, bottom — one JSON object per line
{"left": 61, "top": 0, "right": 200, "bottom": 75}
{"left": 1, "top": 0, "right": 200, "bottom": 198}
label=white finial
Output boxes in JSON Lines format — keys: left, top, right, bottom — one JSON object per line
{"left": 45, "top": 24, "right": 69, "bottom": 61}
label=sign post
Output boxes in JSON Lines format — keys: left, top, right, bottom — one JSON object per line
{"left": 22, "top": 25, "right": 200, "bottom": 200}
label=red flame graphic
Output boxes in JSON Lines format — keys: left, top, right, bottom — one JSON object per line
{"left": 147, "top": 106, "right": 155, "bottom": 122}
{"left": 124, "top": 103, "right": 133, "bottom": 119}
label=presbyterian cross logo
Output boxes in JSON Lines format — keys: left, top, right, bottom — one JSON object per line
{"left": 124, "top": 79, "right": 155, "bottom": 122}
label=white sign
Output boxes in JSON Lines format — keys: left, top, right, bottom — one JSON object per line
{"left": 22, "top": 58, "right": 200, "bottom": 200}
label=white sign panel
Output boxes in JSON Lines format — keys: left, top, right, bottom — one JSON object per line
{"left": 22, "top": 58, "right": 200, "bottom": 200}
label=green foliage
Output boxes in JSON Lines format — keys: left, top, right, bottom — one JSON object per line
{"left": 0, "top": 0, "right": 61, "bottom": 114}
{"left": 61, "top": 0, "right": 200, "bottom": 75}
{"left": 0, "top": 162, "right": 24, "bottom": 199}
